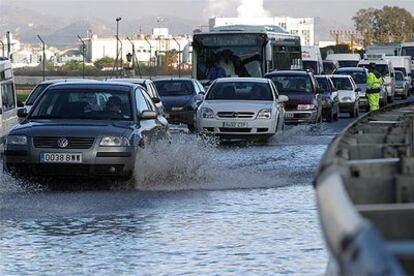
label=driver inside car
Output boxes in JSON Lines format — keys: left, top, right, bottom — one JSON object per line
{"left": 106, "top": 96, "right": 123, "bottom": 114}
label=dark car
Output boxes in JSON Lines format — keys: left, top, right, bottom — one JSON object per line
{"left": 107, "top": 78, "right": 165, "bottom": 115}
{"left": 154, "top": 78, "right": 205, "bottom": 132}
{"left": 4, "top": 81, "right": 169, "bottom": 180}
{"left": 265, "top": 71, "right": 323, "bottom": 124}
{"left": 315, "top": 75, "right": 340, "bottom": 122}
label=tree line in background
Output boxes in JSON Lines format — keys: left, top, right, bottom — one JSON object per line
{"left": 353, "top": 6, "right": 414, "bottom": 45}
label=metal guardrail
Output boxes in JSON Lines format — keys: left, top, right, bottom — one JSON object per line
{"left": 315, "top": 100, "right": 414, "bottom": 275}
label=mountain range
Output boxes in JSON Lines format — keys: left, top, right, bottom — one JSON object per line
{"left": 1, "top": 5, "right": 346, "bottom": 46}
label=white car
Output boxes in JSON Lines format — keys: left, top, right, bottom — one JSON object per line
{"left": 196, "top": 78, "right": 288, "bottom": 141}
{"left": 330, "top": 75, "right": 360, "bottom": 118}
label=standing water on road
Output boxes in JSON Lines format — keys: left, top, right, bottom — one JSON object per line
{"left": 0, "top": 124, "right": 340, "bottom": 274}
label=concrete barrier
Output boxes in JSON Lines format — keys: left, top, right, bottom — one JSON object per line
{"left": 315, "top": 101, "right": 414, "bottom": 274}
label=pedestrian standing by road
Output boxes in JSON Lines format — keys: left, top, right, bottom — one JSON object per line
{"left": 366, "top": 63, "right": 383, "bottom": 111}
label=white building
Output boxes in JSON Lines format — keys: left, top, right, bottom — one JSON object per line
{"left": 209, "top": 17, "right": 315, "bottom": 46}
{"left": 85, "top": 32, "right": 192, "bottom": 66}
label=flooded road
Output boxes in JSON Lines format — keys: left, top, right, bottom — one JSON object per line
{"left": 0, "top": 118, "right": 353, "bottom": 274}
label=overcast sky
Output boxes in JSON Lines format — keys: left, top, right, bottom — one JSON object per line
{"left": 2, "top": 0, "right": 414, "bottom": 26}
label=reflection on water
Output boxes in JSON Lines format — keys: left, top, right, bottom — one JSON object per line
{"left": 0, "top": 126, "right": 330, "bottom": 274}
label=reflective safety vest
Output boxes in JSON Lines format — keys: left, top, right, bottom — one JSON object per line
{"left": 367, "top": 72, "right": 383, "bottom": 91}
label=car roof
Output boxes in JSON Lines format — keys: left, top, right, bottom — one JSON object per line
{"left": 213, "top": 77, "right": 270, "bottom": 84}
{"left": 38, "top": 79, "right": 97, "bottom": 85}
{"left": 265, "top": 70, "right": 310, "bottom": 76}
{"left": 153, "top": 78, "right": 195, "bottom": 82}
{"left": 107, "top": 78, "right": 149, "bottom": 84}
{"left": 335, "top": 67, "right": 367, "bottom": 71}
{"left": 330, "top": 74, "right": 352, "bottom": 78}
{"left": 47, "top": 81, "right": 137, "bottom": 91}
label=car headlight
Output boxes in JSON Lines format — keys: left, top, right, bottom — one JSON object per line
{"left": 297, "top": 104, "right": 315, "bottom": 111}
{"left": 6, "top": 135, "right": 27, "bottom": 145}
{"left": 257, "top": 108, "right": 272, "bottom": 119}
{"left": 200, "top": 107, "right": 214, "bottom": 119}
{"left": 100, "top": 136, "right": 130, "bottom": 147}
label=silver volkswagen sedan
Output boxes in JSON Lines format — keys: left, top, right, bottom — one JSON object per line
{"left": 4, "top": 81, "right": 168, "bottom": 180}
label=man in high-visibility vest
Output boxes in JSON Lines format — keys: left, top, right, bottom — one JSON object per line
{"left": 366, "top": 63, "right": 383, "bottom": 111}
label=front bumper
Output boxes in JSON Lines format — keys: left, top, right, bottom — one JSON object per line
{"left": 4, "top": 144, "right": 137, "bottom": 179}
{"left": 284, "top": 110, "right": 317, "bottom": 123}
{"left": 339, "top": 102, "right": 355, "bottom": 112}
{"left": 165, "top": 109, "right": 195, "bottom": 125}
{"left": 197, "top": 117, "right": 277, "bottom": 137}
{"left": 395, "top": 88, "right": 407, "bottom": 96}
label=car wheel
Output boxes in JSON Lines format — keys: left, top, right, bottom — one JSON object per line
{"left": 187, "top": 124, "right": 196, "bottom": 133}
{"left": 334, "top": 105, "right": 340, "bottom": 121}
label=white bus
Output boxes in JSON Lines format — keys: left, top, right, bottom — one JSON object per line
{"left": 192, "top": 25, "right": 302, "bottom": 83}
{"left": 0, "top": 58, "right": 19, "bottom": 142}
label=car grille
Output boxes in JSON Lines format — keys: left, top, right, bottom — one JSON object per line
{"left": 33, "top": 137, "right": 95, "bottom": 149}
{"left": 219, "top": 128, "right": 252, "bottom": 133}
{"left": 217, "top": 112, "right": 255, "bottom": 119}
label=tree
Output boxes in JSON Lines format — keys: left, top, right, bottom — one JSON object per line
{"left": 94, "top": 56, "right": 115, "bottom": 70}
{"left": 353, "top": 6, "right": 414, "bottom": 45}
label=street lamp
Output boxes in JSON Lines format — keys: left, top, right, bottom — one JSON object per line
{"left": 172, "top": 37, "right": 181, "bottom": 78}
{"left": 77, "top": 35, "right": 86, "bottom": 79}
{"left": 144, "top": 37, "right": 152, "bottom": 80}
{"left": 37, "top": 35, "right": 46, "bottom": 81}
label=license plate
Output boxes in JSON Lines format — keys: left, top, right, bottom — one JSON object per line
{"left": 222, "top": 122, "right": 248, "bottom": 128}
{"left": 171, "top": 107, "right": 183, "bottom": 111}
{"left": 285, "top": 112, "right": 294, "bottom": 119}
{"left": 40, "top": 153, "right": 82, "bottom": 163}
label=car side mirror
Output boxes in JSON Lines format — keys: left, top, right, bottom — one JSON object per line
{"left": 17, "top": 101, "right": 24, "bottom": 108}
{"left": 140, "top": 110, "right": 157, "bottom": 120}
{"left": 390, "top": 73, "right": 395, "bottom": 78}
{"left": 17, "top": 108, "right": 28, "bottom": 118}
{"left": 195, "top": 94, "right": 205, "bottom": 102}
{"left": 151, "top": 97, "right": 161, "bottom": 104}
{"left": 278, "top": 95, "right": 289, "bottom": 103}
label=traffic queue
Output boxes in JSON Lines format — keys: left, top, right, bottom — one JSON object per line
{"left": 1, "top": 40, "right": 413, "bottom": 180}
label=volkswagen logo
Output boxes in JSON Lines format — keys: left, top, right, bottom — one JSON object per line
{"left": 232, "top": 112, "right": 238, "bottom": 118}
{"left": 57, "top": 138, "right": 69, "bottom": 148}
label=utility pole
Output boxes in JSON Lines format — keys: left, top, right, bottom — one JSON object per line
{"left": 144, "top": 37, "right": 152, "bottom": 80}
{"left": 37, "top": 35, "right": 46, "bottom": 81}
{"left": 0, "top": 40, "right": 4, "bottom": 57}
{"left": 77, "top": 35, "right": 86, "bottom": 79}
{"left": 172, "top": 37, "right": 181, "bottom": 78}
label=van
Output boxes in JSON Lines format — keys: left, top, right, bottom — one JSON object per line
{"left": 386, "top": 56, "right": 412, "bottom": 90}
{"left": 326, "top": 53, "right": 361, "bottom": 68}
{"left": 0, "top": 58, "right": 19, "bottom": 142}
{"left": 301, "top": 46, "right": 324, "bottom": 74}
{"left": 358, "top": 54, "right": 396, "bottom": 102}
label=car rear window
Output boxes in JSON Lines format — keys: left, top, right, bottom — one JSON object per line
{"left": 267, "top": 74, "right": 313, "bottom": 94}
{"left": 154, "top": 80, "right": 194, "bottom": 96}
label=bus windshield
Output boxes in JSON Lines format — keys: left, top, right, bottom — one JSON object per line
{"left": 193, "top": 34, "right": 265, "bottom": 80}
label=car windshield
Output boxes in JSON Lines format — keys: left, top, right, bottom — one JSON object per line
{"left": 395, "top": 68, "right": 407, "bottom": 76}
{"left": 268, "top": 74, "right": 313, "bottom": 94}
{"left": 207, "top": 82, "right": 273, "bottom": 101}
{"left": 334, "top": 70, "right": 367, "bottom": 84}
{"left": 30, "top": 89, "right": 133, "bottom": 121}
{"left": 154, "top": 80, "right": 194, "bottom": 96}
{"left": 316, "top": 77, "right": 330, "bottom": 92}
{"left": 331, "top": 77, "right": 353, "bottom": 90}
{"left": 26, "top": 83, "right": 52, "bottom": 105}
{"left": 395, "top": 72, "right": 404, "bottom": 81}
{"left": 338, "top": 60, "right": 359, "bottom": 67}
